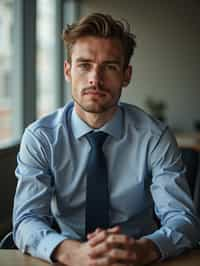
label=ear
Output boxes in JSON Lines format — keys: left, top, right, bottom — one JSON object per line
{"left": 64, "top": 60, "right": 71, "bottom": 82}
{"left": 122, "top": 65, "right": 132, "bottom": 87}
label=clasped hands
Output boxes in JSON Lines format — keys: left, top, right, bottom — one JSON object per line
{"left": 87, "top": 226, "right": 141, "bottom": 266}
{"left": 52, "top": 226, "right": 160, "bottom": 266}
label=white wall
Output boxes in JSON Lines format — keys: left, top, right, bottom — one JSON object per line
{"left": 80, "top": 0, "right": 200, "bottom": 131}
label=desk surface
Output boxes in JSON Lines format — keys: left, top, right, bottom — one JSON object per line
{"left": 0, "top": 250, "right": 49, "bottom": 266}
{"left": 0, "top": 249, "right": 200, "bottom": 266}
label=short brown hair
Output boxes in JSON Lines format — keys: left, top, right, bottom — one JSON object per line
{"left": 62, "top": 13, "right": 136, "bottom": 68}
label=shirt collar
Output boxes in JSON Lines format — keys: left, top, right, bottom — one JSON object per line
{"left": 71, "top": 106, "right": 123, "bottom": 140}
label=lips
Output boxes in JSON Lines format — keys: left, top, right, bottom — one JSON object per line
{"left": 83, "top": 90, "right": 106, "bottom": 96}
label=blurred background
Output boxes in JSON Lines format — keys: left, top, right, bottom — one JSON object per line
{"left": 0, "top": 0, "right": 200, "bottom": 147}
{"left": 0, "top": 0, "right": 200, "bottom": 240}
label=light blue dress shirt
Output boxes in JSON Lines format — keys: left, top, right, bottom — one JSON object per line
{"left": 13, "top": 102, "right": 200, "bottom": 262}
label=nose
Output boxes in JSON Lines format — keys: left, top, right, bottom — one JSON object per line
{"left": 89, "top": 66, "right": 103, "bottom": 87}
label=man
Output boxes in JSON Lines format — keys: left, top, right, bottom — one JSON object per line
{"left": 13, "top": 13, "right": 200, "bottom": 266}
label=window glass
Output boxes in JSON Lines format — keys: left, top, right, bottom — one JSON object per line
{"left": 0, "top": 0, "right": 15, "bottom": 146}
{"left": 36, "top": 0, "right": 57, "bottom": 118}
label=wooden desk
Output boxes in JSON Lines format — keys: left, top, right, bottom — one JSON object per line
{"left": 0, "top": 250, "right": 49, "bottom": 266}
{"left": 0, "top": 249, "right": 200, "bottom": 266}
{"left": 150, "top": 249, "right": 200, "bottom": 266}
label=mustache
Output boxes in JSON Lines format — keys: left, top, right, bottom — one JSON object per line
{"left": 82, "top": 85, "right": 108, "bottom": 94}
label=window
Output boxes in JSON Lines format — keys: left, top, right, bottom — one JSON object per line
{"left": 36, "top": 0, "right": 57, "bottom": 118}
{"left": 0, "top": 0, "right": 15, "bottom": 145}
{"left": 0, "top": 0, "right": 80, "bottom": 147}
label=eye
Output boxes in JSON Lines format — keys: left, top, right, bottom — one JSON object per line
{"left": 78, "top": 63, "right": 91, "bottom": 71}
{"left": 105, "top": 64, "right": 119, "bottom": 71}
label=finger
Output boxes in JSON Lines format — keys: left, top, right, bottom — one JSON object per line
{"left": 108, "top": 248, "right": 136, "bottom": 262}
{"left": 89, "top": 230, "right": 108, "bottom": 247}
{"left": 89, "top": 257, "right": 129, "bottom": 266}
{"left": 107, "top": 234, "right": 135, "bottom": 248}
{"left": 88, "top": 241, "right": 110, "bottom": 258}
{"left": 87, "top": 228, "right": 103, "bottom": 240}
{"left": 112, "top": 264, "right": 133, "bottom": 266}
{"left": 89, "top": 248, "right": 136, "bottom": 266}
{"left": 107, "top": 226, "right": 121, "bottom": 234}
{"left": 88, "top": 226, "right": 121, "bottom": 240}
{"left": 88, "top": 256, "right": 112, "bottom": 266}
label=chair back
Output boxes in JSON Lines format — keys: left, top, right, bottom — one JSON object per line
{"left": 0, "top": 144, "right": 19, "bottom": 238}
{"left": 0, "top": 232, "right": 16, "bottom": 249}
{"left": 180, "top": 147, "right": 199, "bottom": 199}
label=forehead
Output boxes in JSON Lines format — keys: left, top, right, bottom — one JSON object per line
{"left": 71, "top": 36, "right": 124, "bottom": 62}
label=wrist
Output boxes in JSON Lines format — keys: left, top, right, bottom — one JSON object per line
{"left": 51, "top": 239, "right": 81, "bottom": 264}
{"left": 137, "top": 238, "right": 161, "bottom": 264}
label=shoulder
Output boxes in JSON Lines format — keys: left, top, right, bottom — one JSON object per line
{"left": 120, "top": 102, "right": 168, "bottom": 138}
{"left": 24, "top": 102, "right": 74, "bottom": 142}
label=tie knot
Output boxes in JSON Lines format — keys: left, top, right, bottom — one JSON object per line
{"left": 86, "top": 131, "right": 108, "bottom": 147}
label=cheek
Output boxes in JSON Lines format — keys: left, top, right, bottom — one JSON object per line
{"left": 71, "top": 72, "right": 88, "bottom": 89}
{"left": 104, "top": 74, "right": 123, "bottom": 88}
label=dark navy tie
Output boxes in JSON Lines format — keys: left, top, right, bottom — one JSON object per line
{"left": 85, "top": 131, "right": 109, "bottom": 236}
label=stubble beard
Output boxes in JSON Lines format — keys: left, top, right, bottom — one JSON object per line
{"left": 72, "top": 90, "right": 121, "bottom": 115}
{"left": 72, "top": 84, "right": 122, "bottom": 117}
{"left": 72, "top": 95, "right": 118, "bottom": 114}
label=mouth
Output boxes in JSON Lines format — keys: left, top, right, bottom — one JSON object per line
{"left": 83, "top": 90, "right": 106, "bottom": 97}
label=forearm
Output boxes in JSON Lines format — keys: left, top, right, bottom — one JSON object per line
{"left": 13, "top": 219, "right": 66, "bottom": 262}
{"left": 145, "top": 219, "right": 200, "bottom": 260}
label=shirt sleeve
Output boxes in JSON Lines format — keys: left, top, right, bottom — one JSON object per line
{"left": 144, "top": 127, "right": 200, "bottom": 259}
{"left": 13, "top": 128, "right": 67, "bottom": 262}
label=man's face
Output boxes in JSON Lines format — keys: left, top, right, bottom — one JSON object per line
{"left": 64, "top": 36, "right": 132, "bottom": 117}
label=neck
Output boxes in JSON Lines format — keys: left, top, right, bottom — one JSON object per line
{"left": 74, "top": 105, "right": 118, "bottom": 129}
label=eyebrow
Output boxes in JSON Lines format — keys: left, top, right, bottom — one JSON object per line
{"left": 75, "top": 57, "right": 121, "bottom": 65}
{"left": 76, "top": 58, "right": 92, "bottom": 63}
{"left": 103, "top": 60, "right": 121, "bottom": 65}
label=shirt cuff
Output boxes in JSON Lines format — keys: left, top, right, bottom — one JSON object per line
{"left": 36, "top": 232, "right": 67, "bottom": 263}
{"left": 144, "top": 230, "right": 182, "bottom": 260}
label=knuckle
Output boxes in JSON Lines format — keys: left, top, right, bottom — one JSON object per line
{"left": 101, "top": 230, "right": 107, "bottom": 239}
{"left": 108, "top": 234, "right": 115, "bottom": 242}
{"left": 109, "top": 249, "right": 118, "bottom": 258}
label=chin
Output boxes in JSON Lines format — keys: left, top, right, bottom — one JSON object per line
{"left": 74, "top": 97, "right": 117, "bottom": 114}
{"left": 84, "top": 102, "right": 117, "bottom": 114}
{"left": 84, "top": 106, "right": 106, "bottom": 113}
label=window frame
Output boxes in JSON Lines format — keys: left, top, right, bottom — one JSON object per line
{"left": 0, "top": 0, "right": 80, "bottom": 148}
